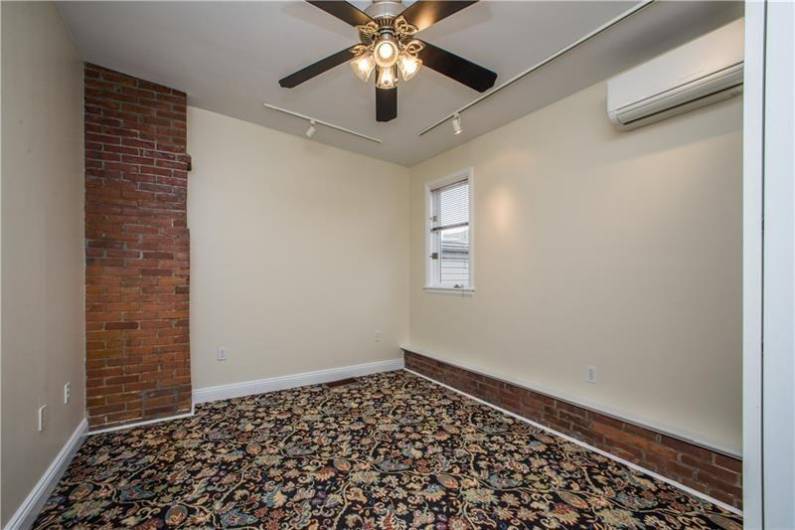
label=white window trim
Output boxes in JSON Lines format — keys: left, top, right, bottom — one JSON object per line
{"left": 424, "top": 168, "right": 475, "bottom": 294}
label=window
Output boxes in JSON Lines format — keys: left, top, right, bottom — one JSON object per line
{"left": 426, "top": 170, "right": 473, "bottom": 292}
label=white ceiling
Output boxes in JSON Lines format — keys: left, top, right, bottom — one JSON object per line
{"left": 57, "top": 1, "right": 742, "bottom": 166}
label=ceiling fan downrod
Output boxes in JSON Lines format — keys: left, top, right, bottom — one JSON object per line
{"left": 364, "top": 0, "right": 405, "bottom": 21}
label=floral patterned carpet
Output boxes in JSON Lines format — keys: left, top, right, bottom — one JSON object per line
{"left": 34, "top": 370, "right": 742, "bottom": 529}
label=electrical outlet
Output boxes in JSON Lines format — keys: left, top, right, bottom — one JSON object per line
{"left": 37, "top": 405, "right": 47, "bottom": 432}
{"left": 217, "top": 347, "right": 228, "bottom": 361}
{"left": 64, "top": 382, "right": 71, "bottom": 404}
{"left": 585, "top": 366, "right": 598, "bottom": 384}
{"left": 374, "top": 330, "right": 383, "bottom": 343}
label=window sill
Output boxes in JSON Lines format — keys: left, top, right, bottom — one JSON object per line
{"left": 423, "top": 286, "right": 475, "bottom": 296}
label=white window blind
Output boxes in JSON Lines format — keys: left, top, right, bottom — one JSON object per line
{"left": 429, "top": 177, "right": 471, "bottom": 289}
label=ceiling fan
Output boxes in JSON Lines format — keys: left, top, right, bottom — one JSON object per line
{"left": 279, "top": 0, "right": 498, "bottom": 122}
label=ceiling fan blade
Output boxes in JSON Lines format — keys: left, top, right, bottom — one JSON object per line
{"left": 417, "top": 40, "right": 497, "bottom": 92}
{"left": 279, "top": 47, "right": 357, "bottom": 88}
{"left": 399, "top": 1, "right": 478, "bottom": 32}
{"left": 306, "top": 1, "right": 373, "bottom": 27}
{"left": 376, "top": 87, "right": 397, "bottom": 122}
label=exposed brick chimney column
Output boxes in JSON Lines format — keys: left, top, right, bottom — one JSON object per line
{"left": 84, "top": 64, "right": 191, "bottom": 428}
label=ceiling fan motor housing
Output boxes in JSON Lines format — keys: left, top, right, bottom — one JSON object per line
{"left": 364, "top": 0, "right": 405, "bottom": 21}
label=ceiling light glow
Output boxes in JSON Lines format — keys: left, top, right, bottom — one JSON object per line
{"left": 373, "top": 37, "right": 399, "bottom": 68}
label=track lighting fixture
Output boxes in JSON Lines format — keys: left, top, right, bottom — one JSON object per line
{"left": 305, "top": 120, "right": 317, "bottom": 139}
{"left": 264, "top": 104, "right": 382, "bottom": 144}
{"left": 452, "top": 113, "right": 463, "bottom": 135}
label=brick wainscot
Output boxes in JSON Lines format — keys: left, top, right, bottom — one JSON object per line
{"left": 404, "top": 350, "right": 742, "bottom": 509}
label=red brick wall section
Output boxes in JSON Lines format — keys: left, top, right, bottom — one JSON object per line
{"left": 85, "top": 64, "right": 191, "bottom": 428}
{"left": 404, "top": 350, "right": 743, "bottom": 509}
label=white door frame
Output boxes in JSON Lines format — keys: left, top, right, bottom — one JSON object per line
{"left": 743, "top": 1, "right": 795, "bottom": 528}
{"left": 742, "top": 3, "right": 764, "bottom": 526}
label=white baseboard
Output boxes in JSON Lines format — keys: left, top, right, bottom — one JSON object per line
{"left": 193, "top": 358, "right": 405, "bottom": 404}
{"left": 87, "top": 405, "right": 196, "bottom": 436}
{"left": 4, "top": 418, "right": 88, "bottom": 530}
{"left": 405, "top": 368, "right": 742, "bottom": 517}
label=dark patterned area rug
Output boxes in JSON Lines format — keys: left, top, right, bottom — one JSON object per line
{"left": 33, "top": 370, "right": 742, "bottom": 529}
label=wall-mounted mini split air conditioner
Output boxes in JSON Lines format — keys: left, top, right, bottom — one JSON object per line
{"left": 607, "top": 18, "right": 744, "bottom": 130}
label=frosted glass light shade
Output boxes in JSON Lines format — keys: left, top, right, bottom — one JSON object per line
{"left": 375, "top": 66, "right": 398, "bottom": 89}
{"left": 373, "top": 38, "right": 399, "bottom": 68}
{"left": 398, "top": 53, "right": 421, "bottom": 81}
{"left": 350, "top": 53, "right": 375, "bottom": 82}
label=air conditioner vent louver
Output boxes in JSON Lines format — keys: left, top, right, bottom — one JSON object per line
{"left": 607, "top": 19, "right": 744, "bottom": 130}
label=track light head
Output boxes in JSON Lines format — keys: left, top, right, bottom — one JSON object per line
{"left": 306, "top": 120, "right": 317, "bottom": 139}
{"left": 452, "top": 113, "right": 463, "bottom": 135}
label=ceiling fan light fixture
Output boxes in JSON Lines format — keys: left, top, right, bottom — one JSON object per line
{"left": 397, "top": 53, "right": 421, "bottom": 81}
{"left": 373, "top": 35, "right": 399, "bottom": 68}
{"left": 452, "top": 113, "right": 463, "bottom": 135}
{"left": 350, "top": 52, "right": 375, "bottom": 82}
{"left": 375, "top": 65, "right": 398, "bottom": 90}
{"left": 279, "top": 0, "right": 496, "bottom": 123}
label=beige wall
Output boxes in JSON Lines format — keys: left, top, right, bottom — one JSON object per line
{"left": 1, "top": 2, "right": 85, "bottom": 525}
{"left": 188, "top": 83, "right": 742, "bottom": 453}
{"left": 0, "top": 3, "right": 744, "bottom": 522}
{"left": 408, "top": 83, "right": 742, "bottom": 455}
{"left": 187, "top": 107, "right": 409, "bottom": 390}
